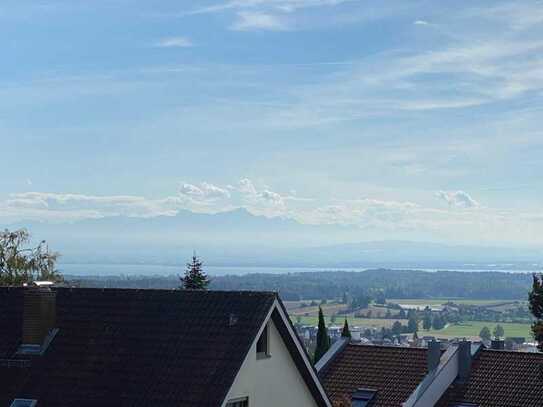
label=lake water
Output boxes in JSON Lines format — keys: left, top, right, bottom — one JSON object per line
{"left": 58, "top": 263, "right": 537, "bottom": 277}
{"left": 59, "top": 263, "right": 353, "bottom": 276}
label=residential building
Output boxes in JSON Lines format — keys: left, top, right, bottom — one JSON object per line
{"left": 0, "top": 286, "right": 330, "bottom": 407}
{"left": 317, "top": 337, "right": 543, "bottom": 407}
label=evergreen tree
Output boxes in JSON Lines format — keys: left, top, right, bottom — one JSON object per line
{"left": 479, "top": 326, "right": 491, "bottom": 341}
{"left": 422, "top": 308, "right": 432, "bottom": 331}
{"left": 375, "top": 290, "right": 386, "bottom": 305}
{"left": 341, "top": 318, "right": 351, "bottom": 338}
{"left": 407, "top": 309, "right": 419, "bottom": 333}
{"left": 392, "top": 321, "right": 403, "bottom": 336}
{"left": 432, "top": 314, "right": 445, "bottom": 330}
{"left": 180, "top": 253, "right": 210, "bottom": 290}
{"left": 314, "top": 307, "right": 330, "bottom": 363}
{"left": 529, "top": 273, "right": 543, "bottom": 351}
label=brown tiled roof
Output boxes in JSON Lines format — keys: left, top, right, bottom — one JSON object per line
{"left": 437, "top": 349, "right": 543, "bottom": 407}
{"left": 320, "top": 344, "right": 429, "bottom": 407}
{"left": 0, "top": 287, "right": 277, "bottom": 407}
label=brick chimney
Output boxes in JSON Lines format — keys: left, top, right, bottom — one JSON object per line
{"left": 427, "top": 340, "right": 441, "bottom": 372}
{"left": 458, "top": 340, "right": 472, "bottom": 383}
{"left": 21, "top": 286, "right": 57, "bottom": 349}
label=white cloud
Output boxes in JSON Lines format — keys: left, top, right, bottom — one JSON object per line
{"left": 302, "top": 198, "right": 421, "bottom": 228}
{"left": 2, "top": 185, "right": 542, "bottom": 245}
{"left": 230, "top": 11, "right": 287, "bottom": 31}
{"left": 154, "top": 37, "right": 193, "bottom": 48}
{"left": 436, "top": 190, "right": 479, "bottom": 209}
{"left": 236, "top": 178, "right": 287, "bottom": 216}
{"left": 413, "top": 20, "right": 429, "bottom": 25}
{"left": 3, "top": 192, "right": 182, "bottom": 219}
{"left": 0, "top": 179, "right": 290, "bottom": 222}
{"left": 179, "top": 182, "right": 231, "bottom": 201}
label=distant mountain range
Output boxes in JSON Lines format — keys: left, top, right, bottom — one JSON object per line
{"left": 4, "top": 209, "right": 542, "bottom": 271}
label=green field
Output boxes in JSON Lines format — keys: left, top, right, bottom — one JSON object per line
{"left": 388, "top": 298, "right": 523, "bottom": 307}
{"left": 424, "top": 321, "right": 532, "bottom": 339}
{"left": 292, "top": 315, "right": 532, "bottom": 340}
{"left": 294, "top": 316, "right": 402, "bottom": 329}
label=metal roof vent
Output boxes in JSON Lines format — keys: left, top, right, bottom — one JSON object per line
{"left": 10, "top": 399, "right": 38, "bottom": 407}
{"left": 351, "top": 388, "right": 377, "bottom": 407}
{"left": 491, "top": 339, "right": 505, "bottom": 350}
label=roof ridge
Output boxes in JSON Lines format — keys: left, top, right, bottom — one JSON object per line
{"left": 348, "top": 343, "right": 428, "bottom": 351}
{"left": 481, "top": 348, "right": 543, "bottom": 356}
{"left": 53, "top": 287, "right": 278, "bottom": 295}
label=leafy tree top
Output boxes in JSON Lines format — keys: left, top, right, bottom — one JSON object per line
{"left": 180, "top": 253, "right": 210, "bottom": 290}
{"left": 529, "top": 274, "right": 543, "bottom": 319}
{"left": 0, "top": 229, "right": 62, "bottom": 286}
{"left": 493, "top": 324, "right": 505, "bottom": 339}
{"left": 479, "top": 326, "right": 491, "bottom": 341}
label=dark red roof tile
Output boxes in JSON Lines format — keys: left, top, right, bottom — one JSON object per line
{"left": 437, "top": 349, "right": 543, "bottom": 407}
{"left": 320, "top": 344, "right": 429, "bottom": 407}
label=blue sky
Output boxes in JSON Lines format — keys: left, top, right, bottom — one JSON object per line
{"left": 1, "top": 0, "right": 542, "bottom": 246}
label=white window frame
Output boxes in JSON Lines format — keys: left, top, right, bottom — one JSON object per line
{"left": 226, "top": 396, "right": 249, "bottom": 407}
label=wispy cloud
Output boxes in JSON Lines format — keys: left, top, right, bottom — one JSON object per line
{"left": 189, "top": 0, "right": 355, "bottom": 15}
{"left": 184, "top": 0, "right": 356, "bottom": 31}
{"left": 230, "top": 11, "right": 287, "bottom": 31}
{"left": 472, "top": 2, "right": 543, "bottom": 30}
{"left": 154, "top": 36, "right": 193, "bottom": 48}
{"left": 413, "top": 19, "right": 429, "bottom": 25}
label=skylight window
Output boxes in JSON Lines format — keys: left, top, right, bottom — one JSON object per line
{"left": 351, "top": 388, "right": 377, "bottom": 407}
{"left": 10, "top": 400, "right": 38, "bottom": 407}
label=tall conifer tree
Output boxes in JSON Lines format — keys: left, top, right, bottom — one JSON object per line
{"left": 341, "top": 318, "right": 351, "bottom": 338}
{"left": 529, "top": 273, "right": 543, "bottom": 351}
{"left": 180, "top": 253, "right": 210, "bottom": 290}
{"left": 314, "top": 306, "right": 330, "bottom": 363}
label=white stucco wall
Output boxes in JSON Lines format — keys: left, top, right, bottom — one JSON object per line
{"left": 222, "top": 318, "right": 319, "bottom": 407}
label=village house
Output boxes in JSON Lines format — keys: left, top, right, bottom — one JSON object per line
{"left": 317, "top": 337, "right": 543, "bottom": 407}
{"left": 0, "top": 286, "right": 330, "bottom": 407}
